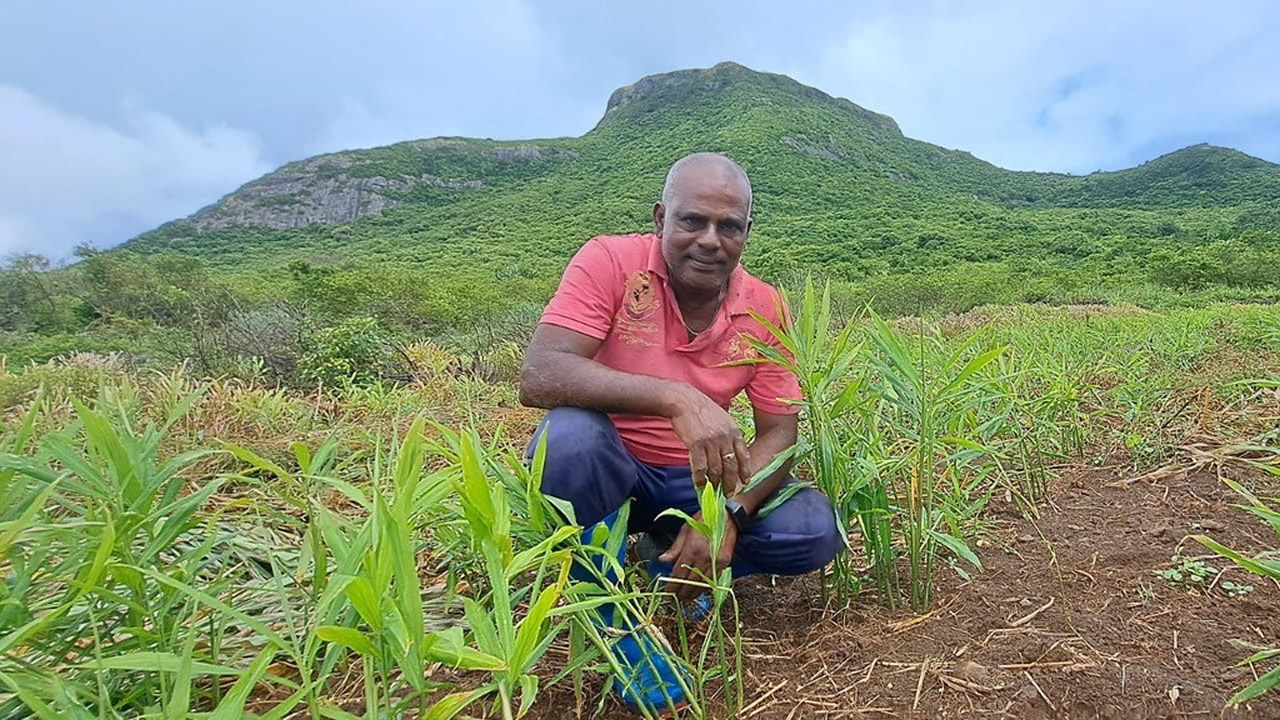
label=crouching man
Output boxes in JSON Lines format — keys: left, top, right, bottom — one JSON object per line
{"left": 519, "top": 152, "right": 842, "bottom": 713}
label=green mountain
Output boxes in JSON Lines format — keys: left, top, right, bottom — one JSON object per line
{"left": 125, "top": 61, "right": 1280, "bottom": 324}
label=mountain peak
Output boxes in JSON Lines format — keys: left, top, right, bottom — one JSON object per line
{"left": 594, "top": 61, "right": 901, "bottom": 136}
{"left": 1148, "top": 143, "right": 1276, "bottom": 169}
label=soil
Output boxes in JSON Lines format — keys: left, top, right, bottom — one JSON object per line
{"left": 527, "top": 461, "right": 1280, "bottom": 720}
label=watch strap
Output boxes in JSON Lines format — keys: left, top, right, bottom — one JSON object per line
{"left": 725, "top": 497, "right": 754, "bottom": 532}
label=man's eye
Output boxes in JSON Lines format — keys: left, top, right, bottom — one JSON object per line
{"left": 681, "top": 217, "right": 705, "bottom": 230}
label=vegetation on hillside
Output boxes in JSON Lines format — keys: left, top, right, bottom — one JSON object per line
{"left": 4, "top": 62, "right": 1280, "bottom": 371}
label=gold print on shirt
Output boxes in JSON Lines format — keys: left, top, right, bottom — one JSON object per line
{"left": 615, "top": 271, "right": 660, "bottom": 346}
{"left": 724, "top": 330, "right": 754, "bottom": 362}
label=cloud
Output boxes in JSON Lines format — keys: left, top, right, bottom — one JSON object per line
{"left": 813, "top": 0, "right": 1280, "bottom": 172}
{"left": 294, "top": 0, "right": 563, "bottom": 156}
{"left": 0, "top": 85, "right": 271, "bottom": 258}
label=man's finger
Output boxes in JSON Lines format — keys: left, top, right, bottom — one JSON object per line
{"left": 684, "top": 554, "right": 713, "bottom": 599}
{"left": 658, "top": 529, "right": 686, "bottom": 563}
{"left": 689, "top": 444, "right": 709, "bottom": 488}
{"left": 733, "top": 437, "right": 752, "bottom": 490}
{"left": 665, "top": 551, "right": 693, "bottom": 595}
{"left": 704, "top": 442, "right": 725, "bottom": 491}
{"left": 719, "top": 440, "right": 744, "bottom": 496}
{"left": 717, "top": 530, "right": 738, "bottom": 569}
{"left": 716, "top": 434, "right": 748, "bottom": 495}
{"left": 672, "top": 557, "right": 700, "bottom": 600}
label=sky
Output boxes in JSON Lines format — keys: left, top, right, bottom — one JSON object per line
{"left": 2, "top": 0, "right": 1278, "bottom": 259}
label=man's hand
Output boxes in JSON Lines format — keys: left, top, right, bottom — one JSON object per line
{"left": 667, "top": 388, "right": 752, "bottom": 496}
{"left": 658, "top": 513, "right": 737, "bottom": 600}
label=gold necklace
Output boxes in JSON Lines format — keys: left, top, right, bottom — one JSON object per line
{"left": 681, "top": 285, "right": 727, "bottom": 338}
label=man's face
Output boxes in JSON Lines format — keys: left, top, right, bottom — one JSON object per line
{"left": 654, "top": 164, "right": 752, "bottom": 297}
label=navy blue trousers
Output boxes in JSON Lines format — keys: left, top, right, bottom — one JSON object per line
{"left": 528, "top": 407, "right": 843, "bottom": 577}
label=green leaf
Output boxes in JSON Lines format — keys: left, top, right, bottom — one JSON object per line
{"left": 739, "top": 440, "right": 808, "bottom": 497}
{"left": 940, "top": 436, "right": 997, "bottom": 456}
{"left": 480, "top": 541, "right": 515, "bottom": 651}
{"left": 222, "top": 441, "right": 294, "bottom": 483}
{"left": 381, "top": 496, "right": 424, "bottom": 650}
{"left": 292, "top": 441, "right": 313, "bottom": 474}
{"left": 1239, "top": 648, "right": 1280, "bottom": 665}
{"left": 137, "top": 566, "right": 297, "bottom": 657}
{"left": 316, "top": 625, "right": 379, "bottom": 657}
{"left": 422, "top": 630, "right": 506, "bottom": 671}
{"left": 928, "top": 529, "right": 982, "bottom": 570}
{"left": 420, "top": 686, "right": 493, "bottom": 720}
{"left": 656, "top": 507, "right": 708, "bottom": 538}
{"left": 757, "top": 481, "right": 809, "bottom": 518}
{"left": 1227, "top": 659, "right": 1280, "bottom": 706}
{"left": 1194, "top": 535, "right": 1280, "bottom": 581}
{"left": 526, "top": 429, "right": 550, "bottom": 531}
{"left": 319, "top": 477, "right": 371, "bottom": 511}
{"left": 0, "top": 669, "right": 64, "bottom": 720}
{"left": 942, "top": 346, "right": 1007, "bottom": 398}
{"left": 0, "top": 476, "right": 60, "bottom": 556}
{"left": 518, "top": 674, "right": 540, "bottom": 717}
{"left": 511, "top": 559, "right": 569, "bottom": 672}
{"left": 463, "top": 598, "right": 502, "bottom": 656}
{"left": 257, "top": 686, "right": 312, "bottom": 720}
{"left": 166, "top": 631, "right": 197, "bottom": 720}
{"left": 78, "top": 651, "right": 239, "bottom": 676}
{"left": 209, "top": 647, "right": 276, "bottom": 720}
{"left": 0, "top": 454, "right": 65, "bottom": 487}
{"left": 73, "top": 398, "right": 140, "bottom": 503}
{"left": 345, "top": 575, "right": 384, "bottom": 630}
{"left": 392, "top": 415, "right": 428, "bottom": 519}
{"left": 507, "top": 527, "right": 577, "bottom": 579}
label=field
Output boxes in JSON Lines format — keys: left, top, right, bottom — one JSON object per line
{"left": 2, "top": 296, "right": 1279, "bottom": 719}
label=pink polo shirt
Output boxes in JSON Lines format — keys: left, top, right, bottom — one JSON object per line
{"left": 540, "top": 233, "right": 802, "bottom": 467}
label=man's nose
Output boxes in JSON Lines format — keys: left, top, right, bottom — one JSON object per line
{"left": 695, "top": 224, "right": 720, "bottom": 249}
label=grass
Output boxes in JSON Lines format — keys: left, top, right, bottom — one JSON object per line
{"left": 1, "top": 298, "right": 1278, "bottom": 716}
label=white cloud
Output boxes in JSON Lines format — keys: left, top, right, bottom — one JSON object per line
{"left": 302, "top": 0, "right": 558, "bottom": 155}
{"left": 813, "top": 0, "right": 1280, "bottom": 172}
{"left": 0, "top": 85, "right": 270, "bottom": 258}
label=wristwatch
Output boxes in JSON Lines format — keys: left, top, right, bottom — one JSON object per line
{"left": 725, "top": 497, "right": 755, "bottom": 532}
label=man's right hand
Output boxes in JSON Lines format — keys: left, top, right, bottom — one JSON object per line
{"left": 521, "top": 325, "right": 753, "bottom": 494}
{"left": 666, "top": 386, "right": 752, "bottom": 496}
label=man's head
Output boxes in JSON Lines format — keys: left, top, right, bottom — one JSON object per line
{"left": 654, "top": 152, "right": 753, "bottom": 298}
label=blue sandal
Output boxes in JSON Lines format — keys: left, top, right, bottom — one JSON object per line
{"left": 576, "top": 514, "right": 692, "bottom": 715}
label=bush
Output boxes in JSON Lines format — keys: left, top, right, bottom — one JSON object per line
{"left": 297, "top": 316, "right": 399, "bottom": 386}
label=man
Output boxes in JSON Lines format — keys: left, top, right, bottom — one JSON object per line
{"left": 519, "top": 152, "right": 842, "bottom": 712}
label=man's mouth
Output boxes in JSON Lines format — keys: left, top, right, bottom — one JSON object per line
{"left": 688, "top": 256, "right": 721, "bottom": 272}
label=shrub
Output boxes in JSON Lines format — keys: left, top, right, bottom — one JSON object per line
{"left": 297, "top": 316, "right": 398, "bottom": 386}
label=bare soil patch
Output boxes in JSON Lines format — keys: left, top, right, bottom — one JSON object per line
{"left": 530, "top": 462, "right": 1280, "bottom": 719}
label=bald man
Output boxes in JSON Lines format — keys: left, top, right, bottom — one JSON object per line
{"left": 520, "top": 152, "right": 842, "bottom": 713}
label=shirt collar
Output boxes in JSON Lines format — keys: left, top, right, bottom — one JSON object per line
{"left": 645, "top": 233, "right": 750, "bottom": 315}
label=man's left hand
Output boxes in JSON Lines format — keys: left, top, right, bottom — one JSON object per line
{"left": 657, "top": 513, "right": 737, "bottom": 600}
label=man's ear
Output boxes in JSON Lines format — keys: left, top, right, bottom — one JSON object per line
{"left": 653, "top": 202, "right": 666, "bottom": 236}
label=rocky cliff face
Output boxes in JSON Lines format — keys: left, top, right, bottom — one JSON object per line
{"left": 188, "top": 153, "right": 486, "bottom": 231}
{"left": 185, "top": 139, "right": 578, "bottom": 232}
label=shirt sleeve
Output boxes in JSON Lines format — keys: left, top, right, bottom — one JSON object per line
{"left": 745, "top": 290, "right": 803, "bottom": 415}
{"left": 540, "top": 237, "right": 620, "bottom": 340}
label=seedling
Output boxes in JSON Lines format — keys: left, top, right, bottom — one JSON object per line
{"left": 1155, "top": 554, "right": 1218, "bottom": 589}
